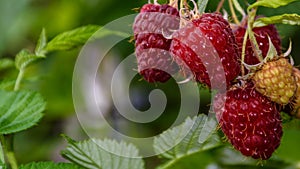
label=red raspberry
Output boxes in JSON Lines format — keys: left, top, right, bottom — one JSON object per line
{"left": 133, "top": 4, "right": 179, "bottom": 83}
{"left": 170, "top": 13, "right": 240, "bottom": 88}
{"left": 234, "top": 21, "right": 281, "bottom": 65}
{"left": 213, "top": 82, "right": 282, "bottom": 160}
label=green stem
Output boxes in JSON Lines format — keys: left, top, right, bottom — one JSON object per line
{"left": 0, "top": 141, "right": 5, "bottom": 165}
{"left": 241, "top": 29, "right": 249, "bottom": 76}
{"left": 180, "top": 0, "right": 186, "bottom": 12}
{"left": 179, "top": 0, "right": 187, "bottom": 28}
{"left": 169, "top": 0, "right": 178, "bottom": 8}
{"left": 1, "top": 69, "right": 26, "bottom": 168}
{"left": 228, "top": 0, "right": 240, "bottom": 25}
{"left": 0, "top": 135, "right": 18, "bottom": 169}
{"left": 14, "top": 69, "right": 24, "bottom": 91}
{"left": 247, "top": 8, "right": 263, "bottom": 62}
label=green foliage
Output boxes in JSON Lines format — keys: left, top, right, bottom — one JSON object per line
{"left": 61, "top": 136, "right": 145, "bottom": 169}
{"left": 156, "top": 151, "right": 214, "bottom": 169}
{"left": 45, "top": 25, "right": 100, "bottom": 52}
{"left": 198, "top": 0, "right": 209, "bottom": 13}
{"left": 154, "top": 115, "right": 221, "bottom": 169}
{"left": 214, "top": 146, "right": 298, "bottom": 169}
{"left": 0, "top": 79, "right": 15, "bottom": 90}
{"left": 232, "top": 0, "right": 246, "bottom": 16}
{"left": 254, "top": 14, "right": 300, "bottom": 27}
{"left": 35, "top": 28, "right": 47, "bottom": 57}
{"left": 15, "top": 49, "right": 45, "bottom": 71}
{"left": 248, "top": 0, "right": 298, "bottom": 10}
{"left": 0, "top": 90, "right": 46, "bottom": 134}
{"left": 19, "top": 162, "right": 84, "bottom": 169}
{"left": 94, "top": 27, "right": 130, "bottom": 39}
{"left": 0, "top": 143, "right": 4, "bottom": 167}
{"left": 0, "top": 58, "right": 14, "bottom": 71}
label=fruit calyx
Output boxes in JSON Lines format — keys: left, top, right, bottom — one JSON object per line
{"left": 243, "top": 36, "right": 287, "bottom": 73}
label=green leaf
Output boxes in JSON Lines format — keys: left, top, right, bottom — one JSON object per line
{"left": 62, "top": 136, "right": 145, "bottom": 169}
{"left": 254, "top": 14, "right": 300, "bottom": 27}
{"left": 0, "top": 90, "right": 46, "bottom": 134}
{"left": 94, "top": 27, "right": 129, "bottom": 39}
{"left": 232, "top": 0, "right": 246, "bottom": 16}
{"left": 156, "top": 151, "right": 214, "bottom": 169}
{"left": 198, "top": 114, "right": 219, "bottom": 144}
{"left": 35, "top": 28, "right": 47, "bottom": 56}
{"left": 45, "top": 25, "right": 100, "bottom": 52}
{"left": 154, "top": 115, "right": 221, "bottom": 169}
{"left": 215, "top": 146, "right": 298, "bottom": 169}
{"left": 198, "top": 0, "right": 209, "bottom": 14}
{"left": 0, "top": 58, "right": 14, "bottom": 71}
{"left": 20, "top": 162, "right": 84, "bottom": 169}
{"left": 264, "top": 36, "right": 279, "bottom": 61}
{"left": 0, "top": 164, "right": 7, "bottom": 169}
{"left": 15, "top": 49, "right": 45, "bottom": 70}
{"left": 154, "top": 115, "right": 221, "bottom": 159}
{"left": 0, "top": 79, "right": 15, "bottom": 90}
{"left": 248, "top": 0, "right": 297, "bottom": 10}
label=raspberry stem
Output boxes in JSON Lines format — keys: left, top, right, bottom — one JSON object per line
{"left": 169, "top": 0, "right": 178, "bottom": 9}
{"left": 180, "top": 0, "right": 186, "bottom": 13}
{"left": 228, "top": 0, "right": 240, "bottom": 25}
{"left": 179, "top": 0, "right": 189, "bottom": 27}
{"left": 231, "top": 0, "right": 246, "bottom": 17}
{"left": 216, "top": 0, "right": 225, "bottom": 13}
{"left": 247, "top": 8, "right": 264, "bottom": 62}
{"left": 241, "top": 28, "right": 249, "bottom": 76}
{"left": 0, "top": 135, "right": 18, "bottom": 169}
{"left": 189, "top": 0, "right": 199, "bottom": 17}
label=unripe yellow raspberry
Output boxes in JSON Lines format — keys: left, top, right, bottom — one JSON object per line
{"left": 253, "top": 58, "right": 296, "bottom": 105}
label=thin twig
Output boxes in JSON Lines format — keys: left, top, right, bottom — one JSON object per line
{"left": 228, "top": 0, "right": 240, "bottom": 25}
{"left": 247, "top": 8, "right": 263, "bottom": 62}
{"left": 241, "top": 29, "right": 249, "bottom": 76}
{"left": 0, "top": 135, "right": 18, "bottom": 169}
{"left": 14, "top": 69, "right": 24, "bottom": 91}
{"left": 216, "top": 0, "right": 225, "bottom": 12}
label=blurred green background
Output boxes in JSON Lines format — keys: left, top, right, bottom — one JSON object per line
{"left": 0, "top": 0, "right": 300, "bottom": 168}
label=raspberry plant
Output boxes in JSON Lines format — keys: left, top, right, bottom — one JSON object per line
{"left": 0, "top": 0, "right": 300, "bottom": 169}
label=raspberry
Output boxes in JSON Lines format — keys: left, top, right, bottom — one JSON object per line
{"left": 214, "top": 82, "right": 282, "bottom": 160}
{"left": 234, "top": 21, "right": 281, "bottom": 65}
{"left": 133, "top": 4, "right": 179, "bottom": 82}
{"left": 252, "top": 58, "right": 296, "bottom": 105}
{"left": 170, "top": 13, "right": 240, "bottom": 88}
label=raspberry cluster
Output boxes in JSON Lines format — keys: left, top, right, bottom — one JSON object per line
{"left": 132, "top": 0, "right": 299, "bottom": 160}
